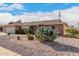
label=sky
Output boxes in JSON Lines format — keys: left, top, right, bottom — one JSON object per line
{"left": 0, "top": 3, "right": 79, "bottom": 28}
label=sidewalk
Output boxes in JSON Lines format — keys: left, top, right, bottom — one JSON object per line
{"left": 0, "top": 46, "right": 21, "bottom": 56}
{"left": 0, "top": 32, "right": 7, "bottom": 35}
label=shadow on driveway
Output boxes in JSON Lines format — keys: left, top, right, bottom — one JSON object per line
{"left": 41, "top": 41, "right": 79, "bottom": 53}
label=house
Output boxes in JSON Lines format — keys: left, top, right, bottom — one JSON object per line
{"left": 0, "top": 19, "right": 68, "bottom": 36}
{"left": 1, "top": 23, "right": 28, "bottom": 34}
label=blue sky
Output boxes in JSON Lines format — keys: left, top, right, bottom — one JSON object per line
{"left": 1, "top": 3, "right": 79, "bottom": 15}
{"left": 22, "top": 3, "right": 76, "bottom": 12}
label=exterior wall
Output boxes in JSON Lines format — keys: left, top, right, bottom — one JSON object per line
{"left": 63, "top": 24, "right": 69, "bottom": 35}
{"left": 21, "top": 25, "right": 29, "bottom": 29}
{"left": 30, "top": 24, "right": 64, "bottom": 36}
{"left": 3, "top": 25, "right": 30, "bottom": 34}
{"left": 15, "top": 26, "right": 21, "bottom": 30}
{"left": 55, "top": 24, "right": 64, "bottom": 36}
{"left": 3, "top": 27, "right": 6, "bottom": 32}
{"left": 3, "top": 26, "right": 15, "bottom": 34}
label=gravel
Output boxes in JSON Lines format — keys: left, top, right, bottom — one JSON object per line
{"left": 0, "top": 35, "right": 79, "bottom": 56}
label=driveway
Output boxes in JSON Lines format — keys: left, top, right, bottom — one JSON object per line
{"left": 0, "top": 32, "right": 7, "bottom": 35}
{"left": 0, "top": 46, "right": 21, "bottom": 56}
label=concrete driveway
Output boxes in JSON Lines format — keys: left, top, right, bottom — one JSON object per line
{"left": 0, "top": 32, "right": 7, "bottom": 35}
{"left": 0, "top": 46, "right": 21, "bottom": 56}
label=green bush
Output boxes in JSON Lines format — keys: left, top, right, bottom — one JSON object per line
{"left": 27, "top": 34, "right": 34, "bottom": 40}
{"left": 66, "top": 27, "right": 79, "bottom": 38}
{"left": 15, "top": 29, "right": 26, "bottom": 34}
{"left": 35, "top": 27, "right": 58, "bottom": 42}
{"left": 24, "top": 29, "right": 34, "bottom": 40}
{"left": 15, "top": 28, "right": 34, "bottom": 34}
{"left": 29, "top": 29, "right": 35, "bottom": 34}
{"left": 25, "top": 28, "right": 35, "bottom": 34}
{"left": 24, "top": 29, "right": 29, "bottom": 34}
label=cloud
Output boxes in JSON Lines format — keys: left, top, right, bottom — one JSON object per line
{"left": 0, "top": 3, "right": 8, "bottom": 7}
{"left": 20, "top": 11, "right": 60, "bottom": 22}
{"left": 14, "top": 6, "right": 79, "bottom": 28}
{"left": 0, "top": 3, "right": 24, "bottom": 12}
{"left": 0, "top": 13, "right": 14, "bottom": 24}
{"left": 60, "top": 6, "right": 79, "bottom": 28}
{"left": 6, "top": 4, "right": 24, "bottom": 11}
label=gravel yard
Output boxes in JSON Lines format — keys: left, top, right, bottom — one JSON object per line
{"left": 0, "top": 35, "right": 79, "bottom": 56}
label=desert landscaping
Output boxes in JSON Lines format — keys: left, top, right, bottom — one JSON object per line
{"left": 0, "top": 34, "right": 79, "bottom": 56}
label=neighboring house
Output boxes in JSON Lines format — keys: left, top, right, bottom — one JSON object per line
{"left": 0, "top": 19, "right": 68, "bottom": 36}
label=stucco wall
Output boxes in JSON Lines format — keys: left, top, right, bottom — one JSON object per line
{"left": 63, "top": 24, "right": 69, "bottom": 35}
{"left": 21, "top": 25, "right": 29, "bottom": 29}
{"left": 55, "top": 24, "right": 64, "bottom": 36}
{"left": 3, "top": 26, "right": 15, "bottom": 34}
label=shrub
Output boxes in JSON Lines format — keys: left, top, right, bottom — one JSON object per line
{"left": 15, "top": 29, "right": 26, "bottom": 34}
{"left": 24, "top": 28, "right": 35, "bottom": 34}
{"left": 66, "top": 27, "right": 79, "bottom": 38}
{"left": 25, "top": 29, "right": 34, "bottom": 40}
{"left": 29, "top": 29, "right": 35, "bottom": 34}
{"left": 35, "top": 27, "right": 58, "bottom": 42}
{"left": 24, "top": 29, "right": 29, "bottom": 34}
{"left": 8, "top": 33, "right": 10, "bottom": 35}
{"left": 27, "top": 34, "right": 34, "bottom": 40}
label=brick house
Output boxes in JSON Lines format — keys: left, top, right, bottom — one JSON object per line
{"left": 0, "top": 19, "right": 68, "bottom": 36}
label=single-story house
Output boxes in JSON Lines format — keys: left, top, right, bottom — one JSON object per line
{"left": 0, "top": 19, "right": 68, "bottom": 36}
{"left": 1, "top": 23, "right": 29, "bottom": 34}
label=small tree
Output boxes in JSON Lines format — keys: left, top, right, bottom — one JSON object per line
{"left": 66, "top": 26, "right": 79, "bottom": 38}
{"left": 8, "top": 19, "right": 22, "bottom": 24}
{"left": 8, "top": 22, "right": 14, "bottom": 24}
{"left": 16, "top": 19, "right": 22, "bottom": 23}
